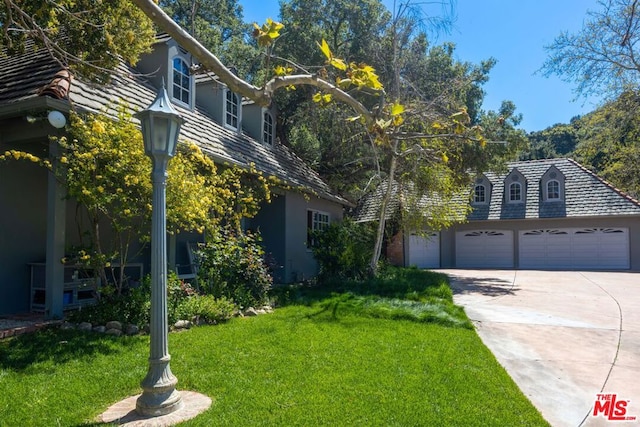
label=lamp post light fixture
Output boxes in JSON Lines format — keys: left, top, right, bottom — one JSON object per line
{"left": 135, "top": 83, "right": 184, "bottom": 417}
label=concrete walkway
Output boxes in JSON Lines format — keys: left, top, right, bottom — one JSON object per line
{"left": 443, "top": 270, "right": 640, "bottom": 427}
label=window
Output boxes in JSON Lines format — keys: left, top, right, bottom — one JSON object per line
{"left": 263, "top": 111, "right": 274, "bottom": 145}
{"left": 474, "top": 184, "right": 486, "bottom": 203}
{"left": 225, "top": 90, "right": 240, "bottom": 129}
{"left": 547, "top": 180, "right": 560, "bottom": 200}
{"left": 172, "top": 57, "right": 190, "bottom": 105}
{"left": 509, "top": 182, "right": 522, "bottom": 202}
{"left": 307, "top": 210, "right": 330, "bottom": 247}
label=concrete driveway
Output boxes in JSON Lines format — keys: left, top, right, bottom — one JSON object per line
{"left": 441, "top": 270, "right": 640, "bottom": 427}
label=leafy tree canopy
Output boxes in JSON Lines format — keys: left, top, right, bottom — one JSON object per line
{"left": 0, "top": 0, "right": 155, "bottom": 81}
{"left": 521, "top": 90, "right": 640, "bottom": 199}
{"left": 573, "top": 90, "right": 640, "bottom": 199}
{"left": 159, "top": 0, "right": 262, "bottom": 79}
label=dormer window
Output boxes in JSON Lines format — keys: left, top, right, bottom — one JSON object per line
{"left": 541, "top": 166, "right": 565, "bottom": 202}
{"left": 225, "top": 90, "right": 240, "bottom": 130}
{"left": 505, "top": 168, "right": 526, "bottom": 204}
{"left": 474, "top": 184, "right": 486, "bottom": 203}
{"left": 547, "top": 180, "right": 560, "bottom": 200}
{"left": 472, "top": 176, "right": 491, "bottom": 205}
{"left": 263, "top": 111, "right": 274, "bottom": 145}
{"left": 509, "top": 182, "right": 522, "bottom": 202}
{"left": 172, "top": 57, "right": 191, "bottom": 106}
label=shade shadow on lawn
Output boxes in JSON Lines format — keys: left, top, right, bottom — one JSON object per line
{"left": 0, "top": 327, "right": 134, "bottom": 372}
{"left": 271, "top": 267, "right": 473, "bottom": 329}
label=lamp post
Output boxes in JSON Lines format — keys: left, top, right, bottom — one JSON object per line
{"left": 135, "top": 83, "right": 184, "bottom": 417}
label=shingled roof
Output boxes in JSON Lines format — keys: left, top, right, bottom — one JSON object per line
{"left": 353, "top": 158, "right": 640, "bottom": 223}
{"left": 353, "top": 180, "right": 468, "bottom": 223}
{"left": 353, "top": 181, "right": 401, "bottom": 223}
{"left": 471, "top": 158, "right": 640, "bottom": 220}
{"left": 0, "top": 42, "right": 350, "bottom": 206}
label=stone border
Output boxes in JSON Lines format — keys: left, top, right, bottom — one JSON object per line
{"left": 57, "top": 305, "right": 275, "bottom": 337}
{"left": 100, "top": 390, "right": 212, "bottom": 426}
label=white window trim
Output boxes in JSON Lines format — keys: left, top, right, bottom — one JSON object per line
{"left": 545, "top": 179, "right": 562, "bottom": 201}
{"left": 262, "top": 109, "right": 274, "bottom": 145}
{"left": 224, "top": 89, "right": 241, "bottom": 131}
{"left": 170, "top": 56, "right": 192, "bottom": 108}
{"left": 307, "top": 209, "right": 330, "bottom": 249}
{"left": 508, "top": 182, "right": 523, "bottom": 203}
{"left": 473, "top": 184, "right": 487, "bottom": 204}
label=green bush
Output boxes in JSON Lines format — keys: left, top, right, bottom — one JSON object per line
{"left": 166, "top": 272, "right": 198, "bottom": 324}
{"left": 176, "top": 295, "right": 236, "bottom": 324}
{"left": 310, "top": 218, "right": 375, "bottom": 282}
{"left": 196, "top": 227, "right": 273, "bottom": 308}
{"left": 68, "top": 272, "right": 198, "bottom": 327}
{"left": 68, "top": 281, "right": 151, "bottom": 327}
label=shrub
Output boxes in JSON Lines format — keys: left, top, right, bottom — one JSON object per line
{"left": 68, "top": 272, "right": 197, "bottom": 327}
{"left": 196, "top": 227, "right": 273, "bottom": 308}
{"left": 68, "top": 281, "right": 151, "bottom": 327}
{"left": 166, "top": 272, "right": 198, "bottom": 324}
{"left": 176, "top": 295, "right": 236, "bottom": 324}
{"left": 310, "top": 218, "right": 375, "bottom": 282}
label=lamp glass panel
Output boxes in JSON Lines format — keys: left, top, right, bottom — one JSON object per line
{"left": 151, "top": 116, "right": 169, "bottom": 152}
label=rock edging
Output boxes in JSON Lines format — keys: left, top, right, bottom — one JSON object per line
{"left": 59, "top": 305, "right": 274, "bottom": 336}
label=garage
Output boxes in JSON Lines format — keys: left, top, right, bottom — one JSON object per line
{"left": 519, "top": 227, "right": 629, "bottom": 270}
{"left": 407, "top": 233, "right": 440, "bottom": 268}
{"left": 455, "top": 230, "right": 514, "bottom": 268}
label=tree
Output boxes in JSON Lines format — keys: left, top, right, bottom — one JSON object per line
{"left": 159, "top": 0, "right": 262, "bottom": 80}
{"left": 277, "top": 0, "right": 390, "bottom": 66}
{"left": 136, "top": 0, "right": 526, "bottom": 274}
{"left": 3, "top": 0, "right": 516, "bottom": 276}
{"left": 541, "top": 0, "right": 640, "bottom": 98}
{"left": 573, "top": 90, "right": 640, "bottom": 198}
{"left": 0, "top": 0, "right": 155, "bottom": 81}
{"left": 521, "top": 122, "right": 579, "bottom": 160}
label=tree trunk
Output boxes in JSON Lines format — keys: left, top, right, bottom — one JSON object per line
{"left": 369, "top": 140, "right": 399, "bottom": 276}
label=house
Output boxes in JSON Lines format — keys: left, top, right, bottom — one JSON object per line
{"left": 355, "top": 158, "right": 640, "bottom": 271}
{"left": 0, "top": 36, "right": 350, "bottom": 317}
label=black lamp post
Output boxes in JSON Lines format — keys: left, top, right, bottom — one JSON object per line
{"left": 135, "top": 83, "right": 184, "bottom": 417}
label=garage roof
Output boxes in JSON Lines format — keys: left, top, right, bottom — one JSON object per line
{"left": 470, "top": 158, "right": 640, "bottom": 220}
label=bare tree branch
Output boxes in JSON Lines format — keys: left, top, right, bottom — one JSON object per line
{"left": 130, "top": 0, "right": 378, "bottom": 124}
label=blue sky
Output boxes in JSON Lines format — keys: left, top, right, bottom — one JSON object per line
{"left": 239, "top": 0, "right": 602, "bottom": 132}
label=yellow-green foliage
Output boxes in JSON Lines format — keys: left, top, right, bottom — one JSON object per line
{"left": 0, "top": 0, "right": 155, "bottom": 81}
{"left": 2, "top": 107, "right": 272, "bottom": 291}
{"left": 56, "top": 107, "right": 272, "bottom": 234}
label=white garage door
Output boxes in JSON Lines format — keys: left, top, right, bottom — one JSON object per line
{"left": 519, "top": 228, "right": 629, "bottom": 270}
{"left": 407, "top": 233, "right": 440, "bottom": 268}
{"left": 455, "top": 230, "right": 514, "bottom": 268}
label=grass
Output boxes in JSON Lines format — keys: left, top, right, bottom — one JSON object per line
{"left": 0, "top": 268, "right": 549, "bottom": 426}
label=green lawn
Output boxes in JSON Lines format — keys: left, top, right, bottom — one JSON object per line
{"left": 0, "top": 270, "right": 549, "bottom": 426}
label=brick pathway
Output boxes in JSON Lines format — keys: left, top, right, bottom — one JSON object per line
{"left": 0, "top": 315, "right": 61, "bottom": 339}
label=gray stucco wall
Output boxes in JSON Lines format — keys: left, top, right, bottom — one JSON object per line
{"left": 247, "top": 194, "right": 287, "bottom": 283}
{"left": 0, "top": 155, "right": 48, "bottom": 315}
{"left": 283, "top": 191, "right": 344, "bottom": 282}
{"left": 440, "top": 216, "right": 640, "bottom": 270}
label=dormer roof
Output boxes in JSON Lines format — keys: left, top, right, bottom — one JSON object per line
{"left": 468, "top": 158, "right": 640, "bottom": 220}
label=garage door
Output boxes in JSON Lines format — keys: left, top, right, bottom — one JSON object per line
{"left": 455, "top": 230, "right": 514, "bottom": 268}
{"left": 519, "top": 228, "right": 629, "bottom": 270}
{"left": 407, "top": 233, "right": 440, "bottom": 268}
